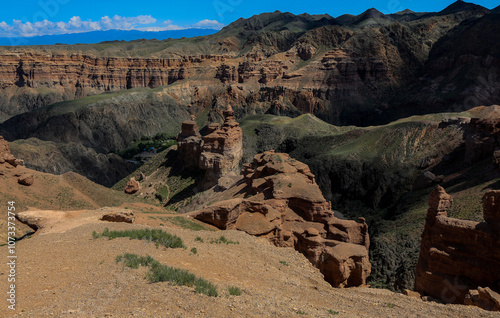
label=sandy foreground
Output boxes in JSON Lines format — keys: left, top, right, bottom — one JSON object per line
{"left": 1, "top": 218, "right": 499, "bottom": 318}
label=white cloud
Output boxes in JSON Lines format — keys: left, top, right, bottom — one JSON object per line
{"left": 191, "top": 19, "right": 225, "bottom": 30}
{"left": 0, "top": 16, "right": 223, "bottom": 38}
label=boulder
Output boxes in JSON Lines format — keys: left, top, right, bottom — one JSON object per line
{"left": 465, "top": 287, "right": 500, "bottom": 311}
{"left": 124, "top": 177, "right": 140, "bottom": 194}
{"left": 18, "top": 174, "right": 34, "bottom": 186}
{"left": 100, "top": 211, "right": 135, "bottom": 224}
{"left": 403, "top": 289, "right": 422, "bottom": 300}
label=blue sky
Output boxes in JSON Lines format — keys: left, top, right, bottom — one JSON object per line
{"left": 0, "top": 0, "right": 497, "bottom": 37}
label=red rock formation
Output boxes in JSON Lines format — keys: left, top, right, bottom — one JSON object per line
{"left": 176, "top": 120, "right": 203, "bottom": 169}
{"left": 101, "top": 211, "right": 135, "bottom": 224}
{"left": 124, "top": 177, "right": 140, "bottom": 194}
{"left": 415, "top": 186, "right": 500, "bottom": 310}
{"left": 465, "top": 287, "right": 500, "bottom": 311}
{"left": 199, "top": 104, "right": 243, "bottom": 188}
{"left": 190, "top": 151, "right": 370, "bottom": 288}
{"left": 0, "top": 135, "right": 23, "bottom": 168}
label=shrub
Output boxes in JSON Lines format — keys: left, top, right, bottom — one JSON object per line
{"left": 228, "top": 286, "right": 242, "bottom": 296}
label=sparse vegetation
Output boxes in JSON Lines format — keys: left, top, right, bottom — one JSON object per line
{"left": 228, "top": 286, "right": 242, "bottom": 296}
{"left": 163, "top": 216, "right": 211, "bottom": 231}
{"left": 279, "top": 260, "right": 290, "bottom": 266}
{"left": 92, "top": 228, "right": 185, "bottom": 249}
{"left": 116, "top": 253, "right": 218, "bottom": 296}
{"left": 209, "top": 236, "right": 239, "bottom": 245}
{"left": 195, "top": 236, "right": 204, "bottom": 243}
{"left": 328, "top": 309, "right": 340, "bottom": 315}
{"left": 387, "top": 303, "right": 396, "bottom": 308}
{"left": 190, "top": 247, "right": 197, "bottom": 255}
{"left": 297, "top": 310, "right": 305, "bottom": 315}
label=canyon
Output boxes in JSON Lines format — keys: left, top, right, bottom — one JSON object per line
{"left": 0, "top": 1, "right": 499, "bottom": 315}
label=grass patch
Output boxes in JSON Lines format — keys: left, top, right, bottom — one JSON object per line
{"left": 328, "top": 309, "right": 340, "bottom": 315}
{"left": 195, "top": 236, "right": 204, "bottom": 243}
{"left": 116, "top": 253, "right": 218, "bottom": 297}
{"left": 279, "top": 260, "right": 290, "bottom": 266}
{"left": 209, "top": 236, "right": 239, "bottom": 245}
{"left": 93, "top": 228, "right": 185, "bottom": 249}
{"left": 228, "top": 286, "right": 242, "bottom": 296}
{"left": 387, "top": 303, "right": 395, "bottom": 308}
{"left": 190, "top": 247, "right": 197, "bottom": 255}
{"left": 163, "top": 216, "right": 211, "bottom": 231}
{"left": 297, "top": 310, "right": 306, "bottom": 315}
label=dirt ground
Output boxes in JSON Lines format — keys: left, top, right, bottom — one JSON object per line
{"left": 1, "top": 209, "right": 499, "bottom": 318}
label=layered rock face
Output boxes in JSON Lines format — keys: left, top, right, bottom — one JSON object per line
{"left": 199, "top": 105, "right": 243, "bottom": 188}
{"left": 0, "top": 52, "right": 225, "bottom": 121}
{"left": 0, "top": 52, "right": 226, "bottom": 91}
{"left": 190, "top": 151, "right": 370, "bottom": 288}
{"left": 415, "top": 186, "right": 500, "bottom": 310}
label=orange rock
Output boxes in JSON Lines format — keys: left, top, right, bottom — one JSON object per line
{"left": 18, "top": 174, "right": 34, "bottom": 186}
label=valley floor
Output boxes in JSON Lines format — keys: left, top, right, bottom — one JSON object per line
{"left": 1, "top": 214, "right": 497, "bottom": 318}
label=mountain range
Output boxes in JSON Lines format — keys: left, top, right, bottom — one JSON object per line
{"left": 0, "top": 28, "right": 219, "bottom": 46}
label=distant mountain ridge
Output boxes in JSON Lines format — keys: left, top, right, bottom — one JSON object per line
{"left": 0, "top": 29, "right": 219, "bottom": 46}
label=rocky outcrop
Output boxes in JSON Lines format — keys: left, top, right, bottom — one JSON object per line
{"left": 0, "top": 135, "right": 23, "bottom": 168}
{"left": 415, "top": 186, "right": 500, "bottom": 310}
{"left": 100, "top": 211, "right": 135, "bottom": 224}
{"left": 17, "top": 174, "right": 34, "bottom": 186}
{"left": 199, "top": 105, "right": 243, "bottom": 188}
{"left": 176, "top": 119, "right": 203, "bottom": 169}
{"left": 190, "top": 151, "right": 370, "bottom": 288}
{"left": 465, "top": 287, "right": 500, "bottom": 312}
{"left": 124, "top": 177, "right": 140, "bottom": 194}
{"left": 176, "top": 104, "right": 243, "bottom": 189}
